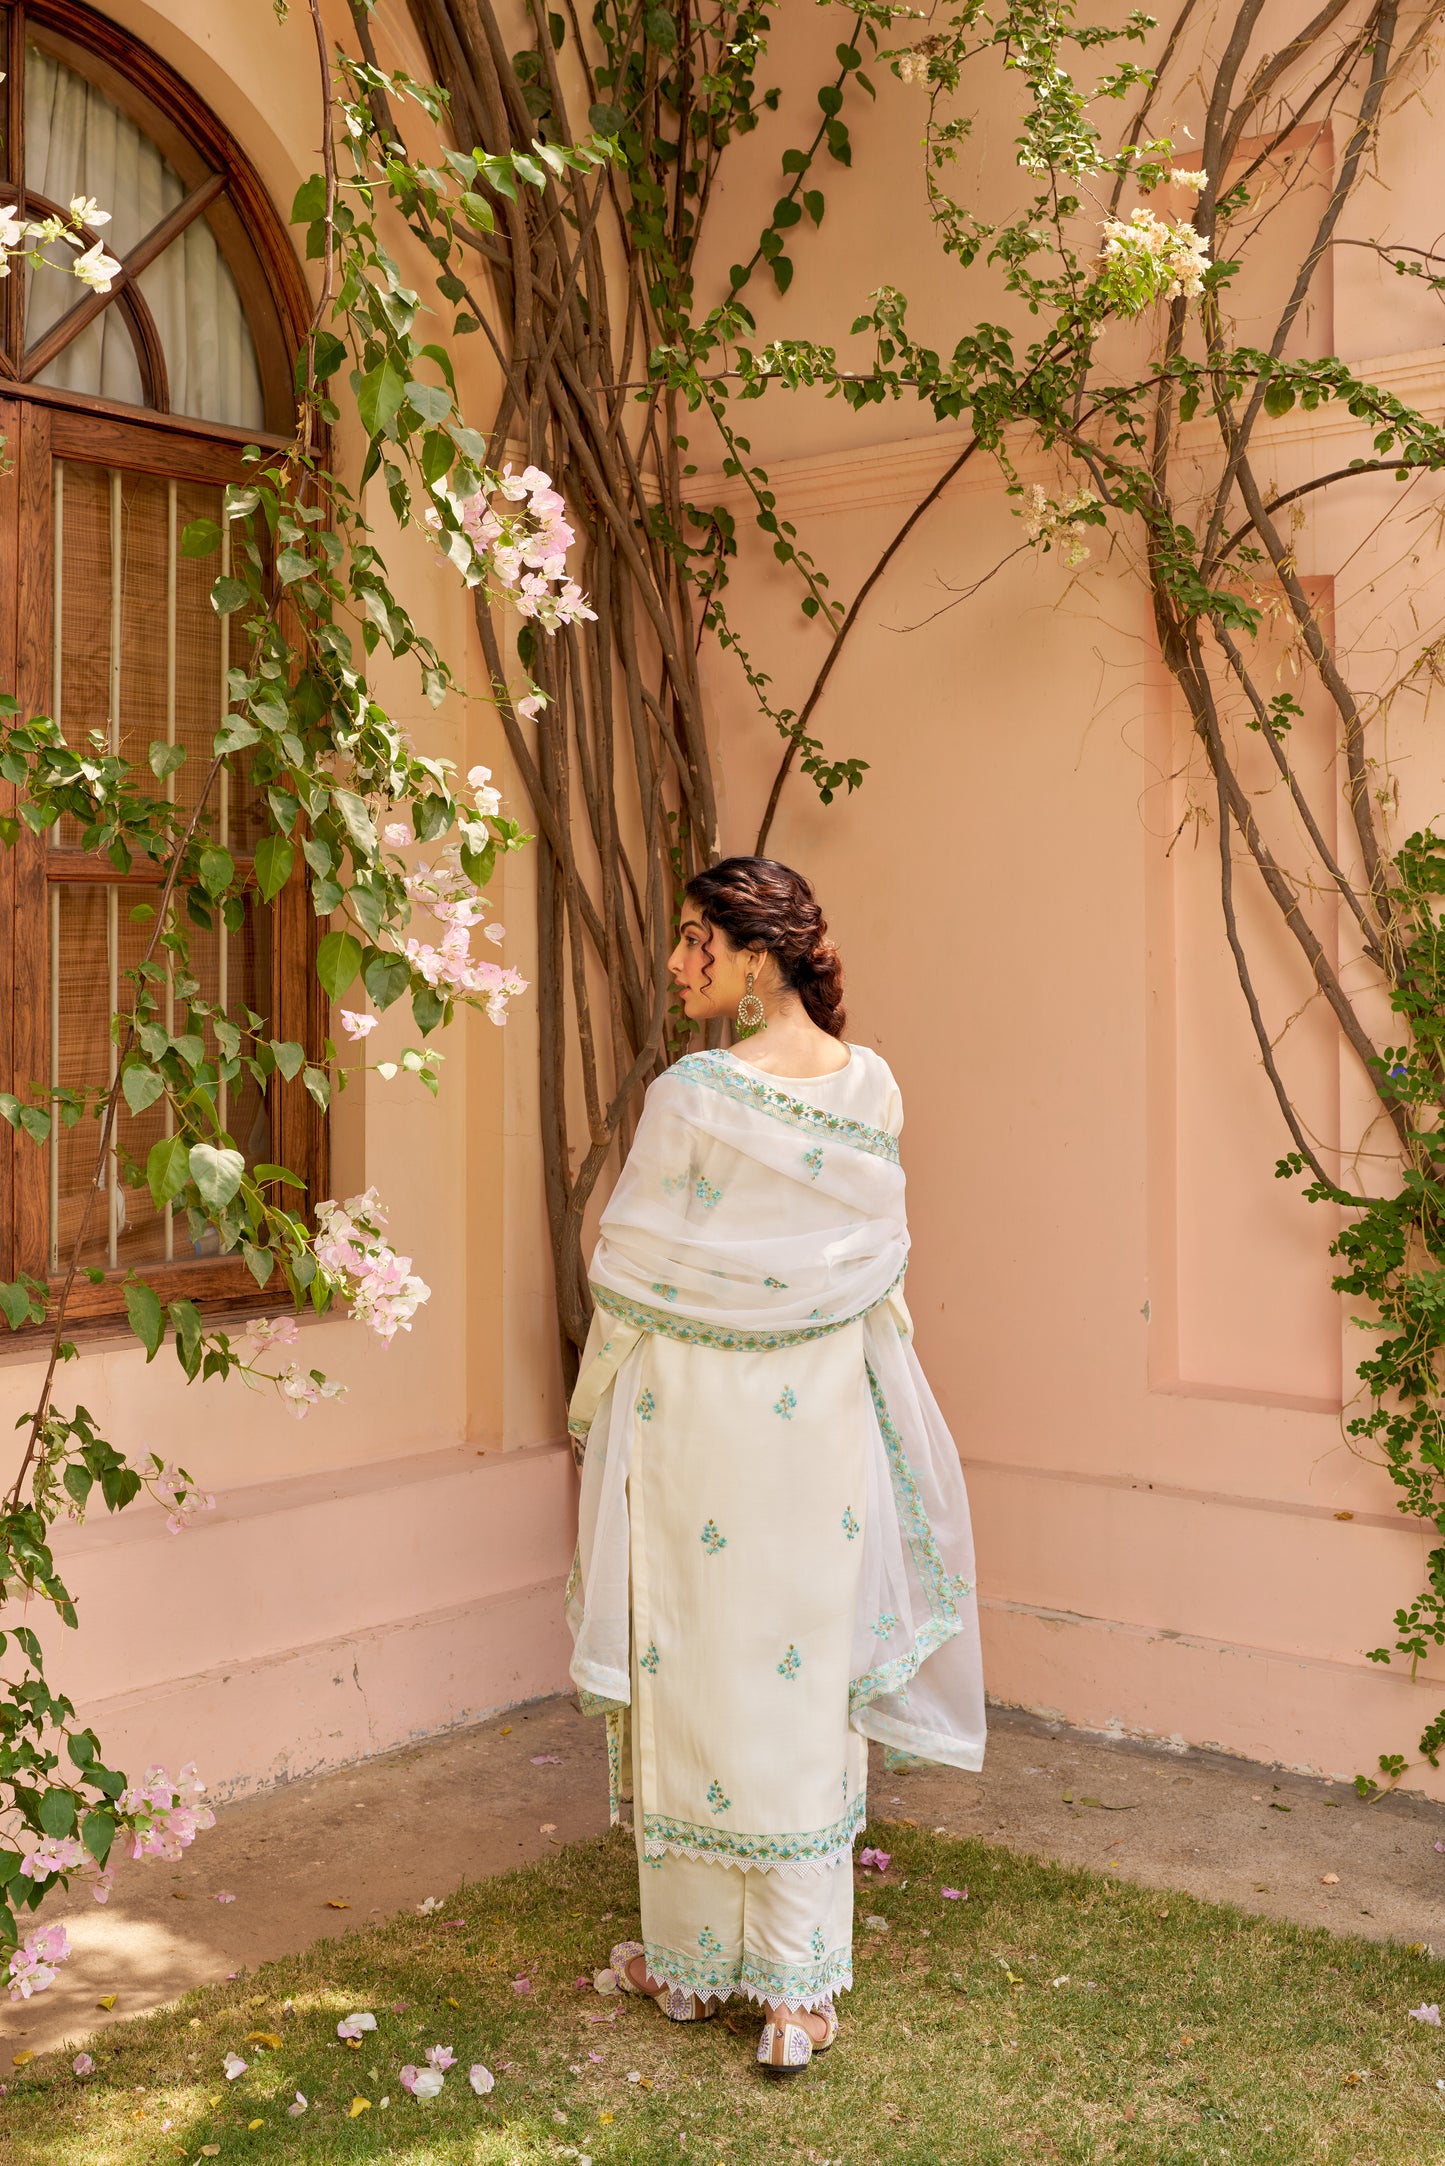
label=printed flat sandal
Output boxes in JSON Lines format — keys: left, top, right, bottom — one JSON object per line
{"left": 757, "top": 1997, "right": 839, "bottom": 2072}
{"left": 609, "top": 1939, "right": 720, "bottom": 2022}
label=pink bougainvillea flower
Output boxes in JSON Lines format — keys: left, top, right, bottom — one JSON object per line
{"left": 511, "top": 1974, "right": 532, "bottom": 1996}
{"left": 246, "top": 1315, "right": 300, "bottom": 1352}
{"left": 859, "top": 1848, "right": 892, "bottom": 1872}
{"left": 215, "top": 1891, "right": 236, "bottom": 1904}
{"left": 72, "top": 2052, "right": 94, "bottom": 2077}
{"left": 340, "top": 1010, "right": 380, "bottom": 1041}
{"left": 287, "top": 2093, "right": 308, "bottom": 2117}
{"left": 425, "top": 2045, "right": 455, "bottom": 2071}
{"left": 1410, "top": 2003, "right": 1442, "bottom": 2025}
{"left": 530, "top": 1753, "right": 562, "bottom": 1765}
{"left": 941, "top": 1887, "right": 967, "bottom": 1901}
{"left": 7, "top": 1921, "right": 72, "bottom": 1999}
{"left": 383, "top": 823, "right": 412, "bottom": 846}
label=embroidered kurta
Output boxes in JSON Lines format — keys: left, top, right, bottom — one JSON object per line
{"left": 566, "top": 1045, "right": 985, "bottom": 1999}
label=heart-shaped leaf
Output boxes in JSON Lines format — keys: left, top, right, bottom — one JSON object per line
{"left": 188, "top": 1143, "right": 245, "bottom": 1210}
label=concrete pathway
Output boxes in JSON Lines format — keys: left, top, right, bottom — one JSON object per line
{"left": 9, "top": 1700, "right": 1445, "bottom": 2065}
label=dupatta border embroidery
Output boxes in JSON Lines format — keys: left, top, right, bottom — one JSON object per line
{"left": 590, "top": 1267, "right": 905, "bottom": 1352}
{"left": 642, "top": 1790, "right": 865, "bottom": 1871}
{"left": 847, "top": 1365, "right": 969, "bottom": 1719}
{"left": 669, "top": 1049, "right": 901, "bottom": 1165}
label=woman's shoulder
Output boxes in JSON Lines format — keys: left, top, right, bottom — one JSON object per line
{"left": 844, "top": 1044, "right": 905, "bottom": 1134}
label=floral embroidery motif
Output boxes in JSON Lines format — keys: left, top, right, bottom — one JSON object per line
{"left": 810, "top": 1927, "right": 826, "bottom": 1960}
{"left": 650, "top": 1282, "right": 678, "bottom": 1303}
{"left": 772, "top": 1386, "right": 797, "bottom": 1420}
{"left": 848, "top": 1367, "right": 968, "bottom": 1723}
{"left": 739, "top": 1947, "right": 853, "bottom": 2007}
{"left": 874, "top": 1612, "right": 900, "bottom": 1637}
{"left": 636, "top": 1389, "right": 656, "bottom": 1422}
{"left": 701, "top": 1519, "right": 728, "bottom": 1554}
{"left": 698, "top": 1925, "right": 724, "bottom": 1955}
{"left": 776, "top": 1644, "right": 802, "bottom": 1680}
{"left": 642, "top": 1793, "right": 865, "bottom": 1871}
{"left": 706, "top": 1779, "right": 731, "bottom": 1815}
{"left": 590, "top": 1270, "right": 907, "bottom": 1354}
{"left": 950, "top": 1573, "right": 975, "bottom": 1598}
{"left": 661, "top": 1172, "right": 689, "bottom": 1196}
{"left": 802, "top": 1147, "right": 824, "bottom": 1180}
{"left": 668, "top": 1049, "right": 901, "bottom": 1166}
{"left": 695, "top": 1176, "right": 723, "bottom": 1209}
{"left": 841, "top": 1506, "right": 861, "bottom": 1540}
{"left": 764, "top": 1276, "right": 789, "bottom": 1290}
{"left": 640, "top": 1641, "right": 660, "bottom": 1674}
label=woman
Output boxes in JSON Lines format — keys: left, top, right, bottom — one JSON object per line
{"left": 565, "top": 857, "right": 984, "bottom": 2072}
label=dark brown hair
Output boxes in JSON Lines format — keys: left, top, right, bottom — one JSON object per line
{"left": 684, "top": 857, "right": 846, "bottom": 1038}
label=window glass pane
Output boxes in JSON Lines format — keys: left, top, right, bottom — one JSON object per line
{"left": 23, "top": 43, "right": 264, "bottom": 428}
{"left": 52, "top": 461, "right": 265, "bottom": 852}
{"left": 49, "top": 882, "right": 272, "bottom": 1271}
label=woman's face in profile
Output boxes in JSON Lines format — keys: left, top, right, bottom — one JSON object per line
{"left": 668, "top": 910, "right": 752, "bottom": 1022}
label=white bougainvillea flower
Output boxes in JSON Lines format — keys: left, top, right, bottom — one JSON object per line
{"left": 1172, "top": 168, "right": 1208, "bottom": 192}
{"left": 223, "top": 2051, "right": 247, "bottom": 2080}
{"left": 339, "top": 1009, "right": 380, "bottom": 1041}
{"left": 1410, "top": 2002, "right": 1442, "bottom": 2024}
{"left": 245, "top": 1315, "right": 299, "bottom": 1352}
{"left": 383, "top": 823, "right": 412, "bottom": 845}
{"left": 68, "top": 195, "right": 110, "bottom": 225}
{"left": 400, "top": 2063, "right": 444, "bottom": 2099}
{"left": 337, "top": 2012, "right": 377, "bottom": 2039}
{"left": 287, "top": 2092, "right": 308, "bottom": 2117}
{"left": 72, "top": 237, "right": 121, "bottom": 290}
{"left": 469, "top": 2063, "right": 495, "bottom": 2095}
{"left": 417, "top": 1895, "right": 442, "bottom": 1914}
{"left": 514, "top": 692, "right": 546, "bottom": 722}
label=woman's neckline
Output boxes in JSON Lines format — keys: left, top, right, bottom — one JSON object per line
{"left": 723, "top": 1044, "right": 855, "bottom": 1084}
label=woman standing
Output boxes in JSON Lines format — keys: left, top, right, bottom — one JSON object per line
{"left": 565, "top": 857, "right": 984, "bottom": 2072}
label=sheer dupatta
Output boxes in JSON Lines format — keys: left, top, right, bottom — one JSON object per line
{"left": 566, "top": 1050, "right": 986, "bottom": 1776}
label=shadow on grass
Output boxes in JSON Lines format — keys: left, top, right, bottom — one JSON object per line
{"left": 3, "top": 1823, "right": 1444, "bottom": 2165}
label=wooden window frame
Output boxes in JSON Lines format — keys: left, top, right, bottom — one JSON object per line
{"left": 0, "top": 5, "right": 327, "bottom": 1332}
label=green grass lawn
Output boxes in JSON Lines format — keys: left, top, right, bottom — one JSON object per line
{"left": 4, "top": 1821, "right": 1445, "bottom": 2165}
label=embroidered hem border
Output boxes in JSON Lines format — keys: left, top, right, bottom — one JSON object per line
{"left": 670, "top": 1049, "right": 900, "bottom": 1165}
{"left": 590, "top": 1268, "right": 905, "bottom": 1354}
{"left": 643, "top": 1936, "right": 852, "bottom": 2011}
{"left": 641, "top": 1792, "right": 865, "bottom": 1874}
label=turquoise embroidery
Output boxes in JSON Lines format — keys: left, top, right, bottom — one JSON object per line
{"left": 810, "top": 1927, "right": 826, "bottom": 1959}
{"left": 640, "top": 1641, "right": 660, "bottom": 1674}
{"left": 701, "top": 1519, "right": 728, "bottom": 1554}
{"left": 777, "top": 1644, "right": 802, "bottom": 1680}
{"left": 848, "top": 1367, "right": 968, "bottom": 1722}
{"left": 695, "top": 1176, "right": 723, "bottom": 1209}
{"left": 803, "top": 1147, "right": 824, "bottom": 1180}
{"left": 661, "top": 1172, "right": 689, "bottom": 1196}
{"left": 841, "top": 1506, "right": 860, "bottom": 1540}
{"left": 773, "top": 1386, "right": 797, "bottom": 1420}
{"left": 636, "top": 1388, "right": 656, "bottom": 1422}
{"left": 668, "top": 1049, "right": 901, "bottom": 1166}
{"left": 739, "top": 1946, "right": 853, "bottom": 2007}
{"left": 642, "top": 1793, "right": 865, "bottom": 1870}
{"left": 698, "top": 1925, "right": 724, "bottom": 1956}
{"left": 707, "top": 1778, "right": 731, "bottom": 1815}
{"left": 874, "top": 1611, "right": 900, "bottom": 1637}
{"left": 590, "top": 1268, "right": 906, "bottom": 1353}
{"left": 764, "top": 1276, "right": 789, "bottom": 1290}
{"left": 651, "top": 1282, "right": 678, "bottom": 1302}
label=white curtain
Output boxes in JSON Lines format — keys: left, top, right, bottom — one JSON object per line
{"left": 23, "top": 44, "right": 265, "bottom": 428}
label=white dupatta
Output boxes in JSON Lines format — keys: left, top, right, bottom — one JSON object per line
{"left": 566, "top": 1049, "right": 986, "bottom": 1777}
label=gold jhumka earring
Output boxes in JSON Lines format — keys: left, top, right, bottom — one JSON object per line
{"left": 736, "top": 971, "right": 766, "bottom": 1032}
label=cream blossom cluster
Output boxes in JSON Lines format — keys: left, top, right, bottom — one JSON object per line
{"left": 151, "top": 1461, "right": 216, "bottom": 1536}
{"left": 1017, "top": 483, "right": 1102, "bottom": 568}
{"left": 7, "top": 1922, "right": 70, "bottom": 2001}
{"left": 117, "top": 1762, "right": 216, "bottom": 1863}
{"left": 313, "top": 1189, "right": 431, "bottom": 1348}
{"left": 1099, "top": 207, "right": 1210, "bottom": 310}
{"left": 400, "top": 818, "right": 529, "bottom": 1028}
{"left": 0, "top": 192, "right": 121, "bottom": 292}
{"left": 276, "top": 1363, "right": 347, "bottom": 1419}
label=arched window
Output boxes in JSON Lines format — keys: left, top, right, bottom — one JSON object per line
{"left": 0, "top": 0, "right": 322, "bottom": 1328}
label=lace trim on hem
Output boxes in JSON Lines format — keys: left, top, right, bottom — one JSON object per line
{"left": 590, "top": 1269, "right": 904, "bottom": 1354}
{"left": 669, "top": 1048, "right": 901, "bottom": 1165}
{"left": 643, "top": 1938, "right": 852, "bottom": 2011}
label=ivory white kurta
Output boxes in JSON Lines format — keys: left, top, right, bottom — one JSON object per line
{"left": 566, "top": 1044, "right": 985, "bottom": 2000}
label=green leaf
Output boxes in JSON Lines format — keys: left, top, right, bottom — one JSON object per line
{"left": 179, "top": 517, "right": 221, "bottom": 559}
{"left": 363, "top": 949, "right": 411, "bottom": 1011}
{"left": 316, "top": 929, "right": 364, "bottom": 1000}
{"left": 146, "top": 1135, "right": 191, "bottom": 1211}
{"left": 333, "top": 789, "right": 378, "bottom": 859}
{"left": 37, "top": 1788, "right": 76, "bottom": 1839}
{"left": 210, "top": 576, "right": 249, "bottom": 616}
{"left": 643, "top": 4, "right": 676, "bottom": 51}
{"left": 64, "top": 1464, "right": 93, "bottom": 1510}
{"left": 66, "top": 1730, "right": 95, "bottom": 1770}
{"left": 254, "top": 834, "right": 294, "bottom": 903}
{"left": 253, "top": 1162, "right": 307, "bottom": 1190}
{"left": 124, "top": 1278, "right": 165, "bottom": 1361}
{"left": 198, "top": 845, "right": 235, "bottom": 899}
{"left": 271, "top": 1040, "right": 306, "bottom": 1082}
{"left": 243, "top": 1242, "right": 275, "bottom": 1288}
{"left": 169, "top": 1299, "right": 203, "bottom": 1378}
{"left": 188, "top": 1143, "right": 245, "bottom": 1210}
{"left": 588, "top": 102, "right": 625, "bottom": 135}
{"left": 275, "top": 548, "right": 310, "bottom": 586}
{"left": 148, "top": 739, "right": 187, "bottom": 781}
{"left": 290, "top": 174, "right": 327, "bottom": 224}
{"left": 413, "top": 985, "right": 447, "bottom": 1035}
{"left": 303, "top": 1065, "right": 331, "bottom": 1110}
{"left": 405, "top": 380, "right": 452, "bottom": 424}
{"left": 80, "top": 1810, "right": 114, "bottom": 1865}
{"left": 0, "top": 1280, "right": 35, "bottom": 1330}
{"left": 355, "top": 357, "right": 406, "bottom": 438}
{"left": 1264, "top": 379, "right": 1296, "bottom": 417}
{"left": 512, "top": 153, "right": 547, "bottom": 189}
{"left": 121, "top": 1064, "right": 166, "bottom": 1117}
{"left": 818, "top": 84, "right": 843, "bottom": 116}
{"left": 772, "top": 198, "right": 802, "bottom": 229}
{"left": 310, "top": 329, "right": 347, "bottom": 381}
{"left": 803, "top": 190, "right": 825, "bottom": 226}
